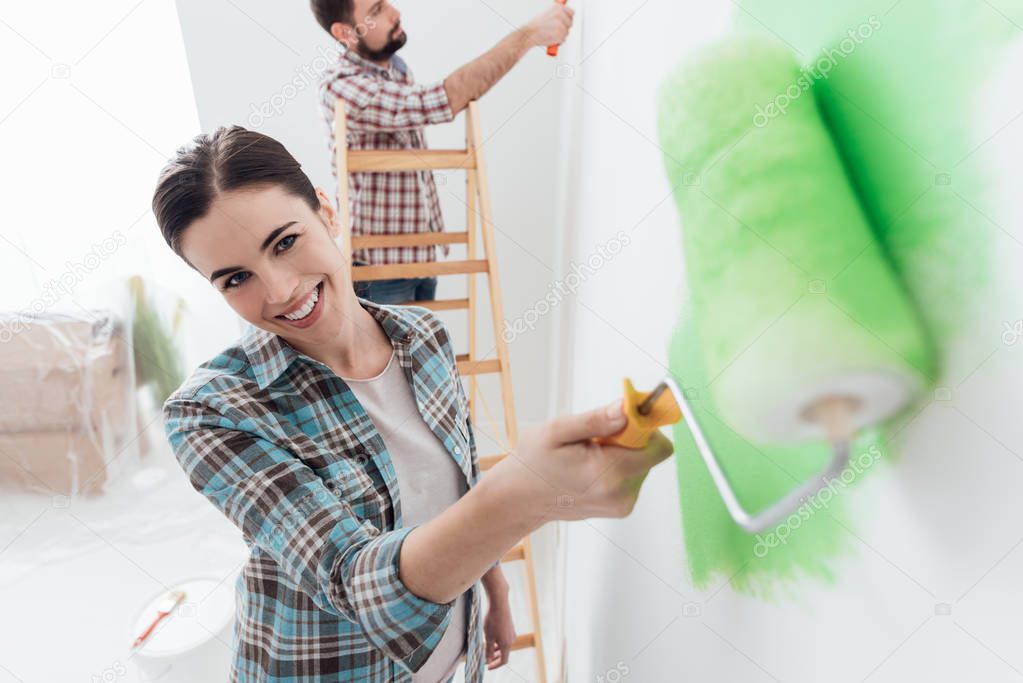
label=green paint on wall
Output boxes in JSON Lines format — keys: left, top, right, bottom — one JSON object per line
{"left": 735, "top": 0, "right": 1020, "bottom": 346}
{"left": 669, "top": 307, "right": 892, "bottom": 595}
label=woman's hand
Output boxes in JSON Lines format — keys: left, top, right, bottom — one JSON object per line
{"left": 483, "top": 581, "right": 516, "bottom": 669}
{"left": 490, "top": 400, "right": 675, "bottom": 527}
{"left": 399, "top": 401, "right": 673, "bottom": 606}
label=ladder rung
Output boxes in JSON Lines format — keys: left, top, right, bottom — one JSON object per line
{"left": 456, "top": 358, "right": 501, "bottom": 376}
{"left": 347, "top": 149, "right": 475, "bottom": 172}
{"left": 352, "top": 232, "right": 469, "bottom": 249}
{"left": 459, "top": 632, "right": 537, "bottom": 664}
{"left": 352, "top": 259, "right": 488, "bottom": 282}
{"left": 480, "top": 454, "right": 507, "bottom": 471}
{"left": 502, "top": 542, "right": 526, "bottom": 562}
{"left": 400, "top": 298, "right": 469, "bottom": 311}
{"left": 511, "top": 633, "right": 537, "bottom": 651}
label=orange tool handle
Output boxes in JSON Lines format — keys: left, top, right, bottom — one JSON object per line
{"left": 547, "top": 0, "right": 568, "bottom": 56}
{"left": 599, "top": 379, "right": 682, "bottom": 449}
{"left": 132, "top": 610, "right": 171, "bottom": 650}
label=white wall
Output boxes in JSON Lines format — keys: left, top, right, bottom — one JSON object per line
{"left": 556, "top": 1, "right": 1023, "bottom": 682}
{"left": 0, "top": 0, "right": 203, "bottom": 324}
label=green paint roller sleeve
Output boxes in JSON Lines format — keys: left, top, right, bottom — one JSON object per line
{"left": 657, "top": 36, "right": 936, "bottom": 445}
{"left": 655, "top": 36, "right": 937, "bottom": 591}
{"left": 734, "top": 0, "right": 1020, "bottom": 348}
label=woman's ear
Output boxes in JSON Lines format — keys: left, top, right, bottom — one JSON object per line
{"left": 315, "top": 187, "right": 340, "bottom": 239}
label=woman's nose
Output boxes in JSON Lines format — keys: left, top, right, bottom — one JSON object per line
{"left": 264, "top": 273, "right": 300, "bottom": 306}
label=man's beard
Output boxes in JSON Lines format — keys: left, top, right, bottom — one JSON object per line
{"left": 356, "top": 26, "right": 407, "bottom": 62}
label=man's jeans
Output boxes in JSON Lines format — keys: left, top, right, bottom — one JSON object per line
{"left": 354, "top": 277, "right": 438, "bottom": 305}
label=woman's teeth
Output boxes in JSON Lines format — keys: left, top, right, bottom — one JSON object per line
{"left": 283, "top": 284, "right": 320, "bottom": 321}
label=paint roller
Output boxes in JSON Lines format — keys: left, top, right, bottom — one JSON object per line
{"left": 602, "top": 378, "right": 856, "bottom": 533}
{"left": 602, "top": 36, "right": 936, "bottom": 534}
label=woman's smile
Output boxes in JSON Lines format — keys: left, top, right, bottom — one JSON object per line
{"left": 274, "top": 280, "right": 325, "bottom": 329}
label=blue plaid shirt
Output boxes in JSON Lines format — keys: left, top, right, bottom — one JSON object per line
{"left": 164, "top": 299, "right": 486, "bottom": 682}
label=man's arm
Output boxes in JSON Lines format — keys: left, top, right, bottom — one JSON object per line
{"left": 482, "top": 564, "right": 509, "bottom": 600}
{"left": 443, "top": 4, "right": 574, "bottom": 115}
{"left": 328, "top": 5, "right": 573, "bottom": 132}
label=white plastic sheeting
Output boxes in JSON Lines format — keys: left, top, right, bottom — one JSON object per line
{"left": 0, "top": 311, "right": 139, "bottom": 496}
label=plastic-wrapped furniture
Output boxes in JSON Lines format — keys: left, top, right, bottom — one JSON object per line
{"left": 0, "top": 312, "right": 137, "bottom": 496}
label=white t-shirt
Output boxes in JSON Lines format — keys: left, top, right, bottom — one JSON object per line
{"left": 342, "top": 351, "right": 469, "bottom": 683}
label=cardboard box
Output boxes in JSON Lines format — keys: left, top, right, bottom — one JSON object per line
{"left": 0, "top": 313, "right": 132, "bottom": 433}
{"left": 0, "top": 312, "right": 137, "bottom": 496}
{"left": 0, "top": 429, "right": 108, "bottom": 495}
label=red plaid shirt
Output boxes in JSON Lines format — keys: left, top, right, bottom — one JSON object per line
{"left": 320, "top": 48, "right": 454, "bottom": 266}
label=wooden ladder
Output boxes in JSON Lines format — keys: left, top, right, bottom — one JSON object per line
{"left": 335, "top": 99, "right": 548, "bottom": 682}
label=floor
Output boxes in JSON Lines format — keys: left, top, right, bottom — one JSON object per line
{"left": 0, "top": 414, "right": 247, "bottom": 683}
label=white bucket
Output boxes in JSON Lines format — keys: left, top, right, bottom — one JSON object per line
{"left": 129, "top": 577, "right": 236, "bottom": 682}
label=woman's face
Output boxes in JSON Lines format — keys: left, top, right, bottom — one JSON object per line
{"left": 180, "top": 184, "right": 355, "bottom": 349}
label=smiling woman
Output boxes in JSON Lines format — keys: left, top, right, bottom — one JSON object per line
{"left": 150, "top": 126, "right": 672, "bottom": 683}
{"left": 154, "top": 129, "right": 414, "bottom": 382}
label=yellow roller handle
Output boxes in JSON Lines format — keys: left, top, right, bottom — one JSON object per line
{"left": 599, "top": 378, "right": 683, "bottom": 449}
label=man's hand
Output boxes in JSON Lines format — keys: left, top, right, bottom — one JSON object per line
{"left": 483, "top": 577, "right": 516, "bottom": 670}
{"left": 443, "top": 2, "right": 576, "bottom": 114}
{"left": 525, "top": 4, "right": 575, "bottom": 48}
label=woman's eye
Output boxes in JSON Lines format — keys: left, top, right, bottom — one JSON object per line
{"left": 276, "top": 234, "right": 297, "bottom": 253}
{"left": 224, "top": 271, "right": 250, "bottom": 289}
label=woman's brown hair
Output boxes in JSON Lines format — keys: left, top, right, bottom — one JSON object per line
{"left": 152, "top": 126, "right": 319, "bottom": 259}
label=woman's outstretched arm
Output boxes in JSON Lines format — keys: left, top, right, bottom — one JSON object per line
{"left": 399, "top": 401, "right": 674, "bottom": 604}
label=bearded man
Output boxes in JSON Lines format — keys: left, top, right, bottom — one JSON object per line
{"left": 314, "top": 0, "right": 574, "bottom": 304}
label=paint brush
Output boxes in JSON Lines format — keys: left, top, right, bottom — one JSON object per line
{"left": 131, "top": 590, "right": 186, "bottom": 650}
